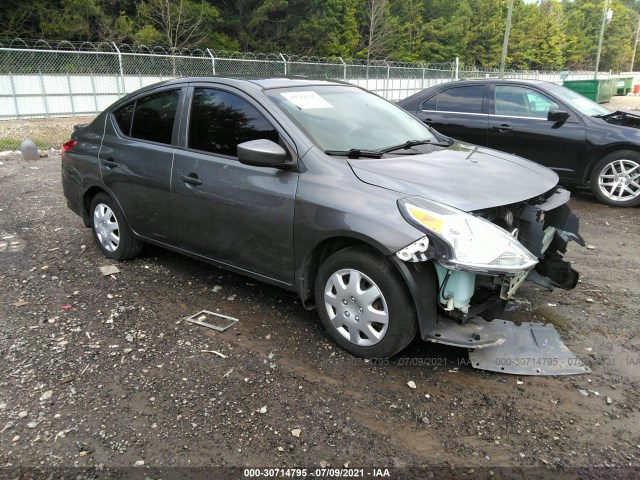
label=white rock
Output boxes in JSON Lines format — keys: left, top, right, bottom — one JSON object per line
{"left": 259, "top": 406, "right": 267, "bottom": 414}
{"left": 578, "top": 389, "right": 589, "bottom": 396}
{"left": 12, "top": 435, "right": 19, "bottom": 442}
{"left": 18, "top": 411, "right": 27, "bottom": 419}
{"left": 134, "top": 460, "right": 145, "bottom": 466}
{"left": 0, "top": 402, "right": 6, "bottom": 410}
{"left": 606, "top": 397, "right": 613, "bottom": 405}
{"left": 407, "top": 381, "right": 417, "bottom": 389}
{"left": 27, "top": 421, "right": 37, "bottom": 429}
{"left": 39, "top": 390, "right": 53, "bottom": 401}
{"left": 213, "top": 285, "right": 222, "bottom": 292}
{"left": 291, "top": 428, "right": 301, "bottom": 438}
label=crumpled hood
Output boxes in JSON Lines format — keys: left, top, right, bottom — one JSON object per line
{"left": 348, "top": 142, "right": 559, "bottom": 212}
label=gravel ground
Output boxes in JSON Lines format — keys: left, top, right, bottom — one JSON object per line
{"left": 0, "top": 155, "right": 639, "bottom": 476}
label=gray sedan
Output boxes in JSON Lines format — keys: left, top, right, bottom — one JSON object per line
{"left": 61, "top": 77, "right": 585, "bottom": 369}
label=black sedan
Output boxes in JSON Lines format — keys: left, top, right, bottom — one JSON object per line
{"left": 397, "top": 79, "right": 640, "bottom": 207}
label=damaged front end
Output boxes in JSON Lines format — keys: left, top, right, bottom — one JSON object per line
{"left": 395, "top": 188, "right": 590, "bottom": 375}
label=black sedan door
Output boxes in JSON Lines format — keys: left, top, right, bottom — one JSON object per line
{"left": 99, "top": 87, "right": 182, "bottom": 241}
{"left": 413, "top": 84, "right": 489, "bottom": 147}
{"left": 487, "top": 84, "right": 586, "bottom": 183}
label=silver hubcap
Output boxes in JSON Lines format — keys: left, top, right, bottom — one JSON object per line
{"left": 598, "top": 159, "right": 640, "bottom": 202}
{"left": 93, "top": 203, "right": 120, "bottom": 252}
{"left": 323, "top": 269, "right": 389, "bottom": 347}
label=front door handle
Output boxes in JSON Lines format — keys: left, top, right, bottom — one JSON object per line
{"left": 423, "top": 118, "right": 433, "bottom": 124}
{"left": 180, "top": 174, "right": 202, "bottom": 186}
{"left": 492, "top": 124, "right": 513, "bottom": 132}
{"left": 102, "top": 159, "right": 117, "bottom": 168}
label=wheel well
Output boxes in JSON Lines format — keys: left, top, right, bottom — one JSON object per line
{"left": 81, "top": 186, "right": 107, "bottom": 226}
{"left": 300, "top": 237, "right": 392, "bottom": 308}
{"left": 584, "top": 145, "right": 640, "bottom": 185}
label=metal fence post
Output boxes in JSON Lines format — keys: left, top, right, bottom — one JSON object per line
{"left": 207, "top": 48, "right": 216, "bottom": 75}
{"left": 39, "top": 71, "right": 49, "bottom": 117}
{"left": 280, "top": 53, "right": 287, "bottom": 75}
{"left": 455, "top": 57, "right": 459, "bottom": 81}
{"left": 339, "top": 57, "right": 346, "bottom": 81}
{"left": 112, "top": 42, "right": 125, "bottom": 95}
{"left": 90, "top": 74, "right": 99, "bottom": 113}
{"left": 385, "top": 61, "right": 390, "bottom": 99}
{"left": 421, "top": 66, "right": 425, "bottom": 90}
{"left": 67, "top": 74, "right": 76, "bottom": 115}
{"left": 9, "top": 72, "right": 20, "bottom": 118}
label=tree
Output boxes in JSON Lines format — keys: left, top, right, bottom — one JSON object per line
{"left": 364, "top": 0, "right": 395, "bottom": 63}
{"left": 136, "top": 0, "right": 220, "bottom": 49}
{"left": 40, "top": 0, "right": 109, "bottom": 41}
{"left": 288, "top": 0, "right": 361, "bottom": 57}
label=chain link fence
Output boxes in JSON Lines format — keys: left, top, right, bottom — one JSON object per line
{"left": 0, "top": 38, "right": 613, "bottom": 151}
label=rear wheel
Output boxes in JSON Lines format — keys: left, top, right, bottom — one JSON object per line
{"left": 590, "top": 151, "right": 640, "bottom": 207}
{"left": 314, "top": 247, "right": 417, "bottom": 358}
{"left": 90, "top": 193, "right": 143, "bottom": 260}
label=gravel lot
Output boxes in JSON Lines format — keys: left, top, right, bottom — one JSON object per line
{"left": 0, "top": 152, "right": 639, "bottom": 477}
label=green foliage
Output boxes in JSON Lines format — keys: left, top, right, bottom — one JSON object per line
{"left": 4, "top": 0, "right": 640, "bottom": 72}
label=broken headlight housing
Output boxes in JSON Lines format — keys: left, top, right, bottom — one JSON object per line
{"left": 398, "top": 197, "right": 538, "bottom": 274}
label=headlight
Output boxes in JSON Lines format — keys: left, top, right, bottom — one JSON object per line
{"left": 398, "top": 197, "right": 538, "bottom": 274}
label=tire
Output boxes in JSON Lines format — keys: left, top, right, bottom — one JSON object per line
{"left": 314, "top": 247, "right": 418, "bottom": 358}
{"left": 89, "top": 193, "right": 143, "bottom": 260}
{"left": 589, "top": 151, "right": 640, "bottom": 207}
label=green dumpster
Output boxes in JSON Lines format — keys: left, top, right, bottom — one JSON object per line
{"left": 616, "top": 77, "right": 633, "bottom": 95}
{"left": 563, "top": 78, "right": 618, "bottom": 103}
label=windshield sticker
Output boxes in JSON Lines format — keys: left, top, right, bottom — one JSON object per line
{"left": 280, "top": 91, "right": 333, "bottom": 110}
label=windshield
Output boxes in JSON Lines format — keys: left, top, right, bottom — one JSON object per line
{"left": 546, "top": 84, "right": 611, "bottom": 117}
{"left": 266, "top": 86, "right": 437, "bottom": 152}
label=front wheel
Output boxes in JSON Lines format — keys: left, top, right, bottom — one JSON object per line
{"left": 314, "top": 247, "right": 418, "bottom": 358}
{"left": 589, "top": 151, "right": 640, "bottom": 207}
{"left": 90, "top": 193, "right": 143, "bottom": 260}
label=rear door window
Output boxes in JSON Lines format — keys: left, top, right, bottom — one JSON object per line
{"left": 188, "top": 88, "right": 279, "bottom": 157}
{"left": 435, "top": 86, "right": 485, "bottom": 113}
{"left": 130, "top": 89, "right": 181, "bottom": 144}
{"left": 112, "top": 89, "right": 180, "bottom": 144}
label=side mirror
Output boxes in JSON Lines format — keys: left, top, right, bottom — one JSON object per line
{"left": 237, "top": 139, "right": 289, "bottom": 168}
{"left": 547, "top": 110, "right": 570, "bottom": 123}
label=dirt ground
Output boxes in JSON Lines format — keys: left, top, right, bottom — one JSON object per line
{"left": 0, "top": 153, "right": 639, "bottom": 479}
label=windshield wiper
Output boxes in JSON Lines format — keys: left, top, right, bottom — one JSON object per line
{"left": 378, "top": 139, "right": 451, "bottom": 154}
{"left": 324, "top": 139, "right": 452, "bottom": 159}
{"left": 324, "top": 148, "right": 384, "bottom": 159}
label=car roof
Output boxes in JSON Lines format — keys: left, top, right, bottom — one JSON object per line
{"left": 440, "top": 78, "right": 551, "bottom": 87}
{"left": 143, "top": 76, "right": 348, "bottom": 91}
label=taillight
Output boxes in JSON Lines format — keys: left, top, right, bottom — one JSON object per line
{"left": 61, "top": 139, "right": 77, "bottom": 153}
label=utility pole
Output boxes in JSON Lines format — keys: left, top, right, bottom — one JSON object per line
{"left": 499, "top": 0, "right": 515, "bottom": 79}
{"left": 594, "top": 0, "right": 611, "bottom": 79}
{"left": 631, "top": 17, "right": 640, "bottom": 72}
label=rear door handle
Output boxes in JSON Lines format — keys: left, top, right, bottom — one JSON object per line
{"left": 423, "top": 118, "right": 433, "bottom": 124}
{"left": 180, "top": 174, "right": 202, "bottom": 186}
{"left": 102, "top": 159, "right": 118, "bottom": 168}
{"left": 492, "top": 124, "right": 513, "bottom": 132}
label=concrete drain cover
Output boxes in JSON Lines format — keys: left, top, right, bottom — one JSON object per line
{"left": 186, "top": 310, "right": 238, "bottom": 332}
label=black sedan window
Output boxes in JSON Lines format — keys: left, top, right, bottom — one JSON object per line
{"left": 435, "top": 86, "right": 484, "bottom": 114}
{"left": 494, "top": 85, "right": 559, "bottom": 118}
{"left": 130, "top": 89, "right": 180, "bottom": 144}
{"left": 188, "top": 88, "right": 279, "bottom": 157}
